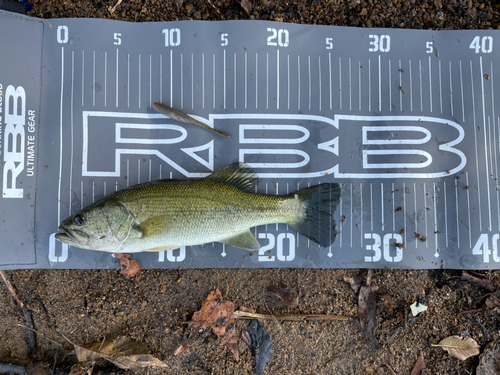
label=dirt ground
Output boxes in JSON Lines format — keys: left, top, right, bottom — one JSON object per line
{"left": 2, "top": 1, "right": 500, "bottom": 374}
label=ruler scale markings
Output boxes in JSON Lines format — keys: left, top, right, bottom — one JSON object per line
{"left": 138, "top": 159, "right": 141, "bottom": 184}
{"left": 340, "top": 184, "right": 343, "bottom": 248}
{"left": 256, "top": 53, "right": 258, "bottom": 109}
{"left": 392, "top": 183, "right": 395, "bottom": 232}
{"left": 428, "top": 56, "right": 432, "bottom": 112}
{"left": 399, "top": 59, "right": 402, "bottom": 111}
{"left": 138, "top": 54, "right": 141, "bottom": 108}
{"left": 378, "top": 54, "right": 381, "bottom": 112}
{"left": 339, "top": 57, "right": 342, "bottom": 110}
{"left": 223, "top": 49, "right": 226, "bottom": 109}
{"left": 360, "top": 183, "right": 363, "bottom": 247}
{"left": 104, "top": 181, "right": 106, "bottom": 197}
{"left": 444, "top": 180, "right": 449, "bottom": 248}
{"left": 381, "top": 183, "right": 384, "bottom": 231}
{"left": 160, "top": 55, "right": 163, "bottom": 104}
{"left": 82, "top": 51, "right": 84, "bottom": 106}
{"left": 80, "top": 181, "right": 83, "bottom": 209}
{"left": 419, "top": 59, "right": 423, "bottom": 112}
{"left": 213, "top": 54, "right": 215, "bottom": 109}
{"left": 359, "top": 61, "right": 362, "bottom": 111}
{"left": 115, "top": 182, "right": 118, "bottom": 192}
{"left": 58, "top": 46, "right": 64, "bottom": 226}
{"left": 180, "top": 54, "right": 183, "bottom": 109}
{"left": 202, "top": 54, "right": 205, "bottom": 109}
{"left": 439, "top": 60, "right": 442, "bottom": 113}
{"left": 69, "top": 51, "right": 74, "bottom": 216}
{"left": 494, "top": 114, "right": 499, "bottom": 184}
{"left": 403, "top": 183, "right": 406, "bottom": 245}
{"left": 306, "top": 55, "right": 312, "bottom": 110}
{"left": 266, "top": 53, "right": 269, "bottom": 109}
{"left": 329, "top": 52, "right": 332, "bottom": 110}
{"left": 455, "top": 179, "right": 460, "bottom": 248}
{"left": 159, "top": 164, "right": 162, "bottom": 180}
{"left": 409, "top": 59, "right": 413, "bottom": 111}
{"left": 370, "top": 183, "right": 373, "bottom": 232}
{"left": 126, "top": 54, "right": 130, "bottom": 108}
{"left": 170, "top": 50, "right": 173, "bottom": 107}
{"left": 126, "top": 159, "right": 129, "bottom": 187}
{"left": 149, "top": 160, "right": 151, "bottom": 182}
{"left": 489, "top": 117, "right": 494, "bottom": 180}
{"left": 92, "top": 181, "right": 95, "bottom": 203}
{"left": 92, "top": 50, "right": 95, "bottom": 106}
{"left": 276, "top": 50, "right": 279, "bottom": 110}
{"left": 115, "top": 49, "right": 119, "bottom": 107}
{"left": 298, "top": 55, "right": 300, "bottom": 109}
{"left": 319, "top": 56, "right": 322, "bottom": 111}
{"left": 424, "top": 183, "right": 428, "bottom": 248}
{"left": 104, "top": 51, "right": 107, "bottom": 107}
{"left": 150, "top": 54, "right": 152, "bottom": 108}
{"left": 449, "top": 61, "right": 453, "bottom": 116}
{"left": 414, "top": 182, "right": 418, "bottom": 248}
{"left": 470, "top": 60, "right": 483, "bottom": 231}
{"left": 245, "top": 52, "right": 248, "bottom": 109}
{"left": 349, "top": 57, "right": 352, "bottom": 111}
{"left": 234, "top": 53, "right": 237, "bottom": 109}
{"left": 287, "top": 54, "right": 290, "bottom": 110}
{"left": 460, "top": 61, "right": 465, "bottom": 122}
{"left": 388, "top": 58, "right": 392, "bottom": 111}
{"left": 466, "top": 172, "right": 472, "bottom": 247}
{"left": 276, "top": 182, "right": 279, "bottom": 231}
{"left": 368, "top": 58, "right": 371, "bottom": 112}
{"left": 192, "top": 54, "right": 194, "bottom": 110}
{"left": 350, "top": 183, "right": 353, "bottom": 248}
{"left": 433, "top": 182, "right": 438, "bottom": 256}
{"left": 480, "top": 56, "right": 492, "bottom": 230}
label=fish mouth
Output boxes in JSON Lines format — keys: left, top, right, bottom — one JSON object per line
{"left": 55, "top": 227, "right": 89, "bottom": 246}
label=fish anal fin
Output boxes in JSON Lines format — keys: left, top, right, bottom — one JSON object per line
{"left": 220, "top": 230, "right": 260, "bottom": 251}
{"left": 205, "top": 162, "right": 258, "bottom": 191}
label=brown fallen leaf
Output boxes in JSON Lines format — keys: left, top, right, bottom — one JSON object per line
{"left": 266, "top": 285, "right": 299, "bottom": 307}
{"left": 239, "top": 306, "right": 256, "bottom": 313}
{"left": 344, "top": 275, "right": 362, "bottom": 293}
{"left": 477, "top": 347, "right": 500, "bottom": 374}
{"left": 175, "top": 0, "right": 184, "bottom": 11}
{"left": 176, "top": 288, "right": 239, "bottom": 361}
{"left": 432, "top": 336, "right": 480, "bottom": 360}
{"left": 114, "top": 253, "right": 141, "bottom": 278}
{"left": 411, "top": 351, "right": 426, "bottom": 375}
{"left": 461, "top": 271, "right": 494, "bottom": 291}
{"left": 358, "top": 271, "right": 378, "bottom": 350}
{"left": 63, "top": 335, "right": 167, "bottom": 370}
{"left": 239, "top": 0, "right": 252, "bottom": 14}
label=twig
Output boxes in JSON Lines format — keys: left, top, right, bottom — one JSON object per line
{"left": 0, "top": 271, "right": 36, "bottom": 356}
{"left": 384, "top": 364, "right": 398, "bottom": 375}
{"left": 110, "top": 0, "right": 122, "bottom": 13}
{"left": 233, "top": 310, "right": 351, "bottom": 321}
{"left": 17, "top": 324, "right": 63, "bottom": 347}
{"left": 206, "top": 0, "right": 223, "bottom": 18}
{"left": 262, "top": 288, "right": 282, "bottom": 331}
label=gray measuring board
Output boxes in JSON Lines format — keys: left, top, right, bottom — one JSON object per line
{"left": 1, "top": 10, "right": 500, "bottom": 270}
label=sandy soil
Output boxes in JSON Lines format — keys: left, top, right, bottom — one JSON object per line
{"left": 1, "top": 1, "right": 500, "bottom": 374}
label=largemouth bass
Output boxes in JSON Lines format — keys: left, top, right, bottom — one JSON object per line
{"left": 56, "top": 163, "right": 341, "bottom": 253}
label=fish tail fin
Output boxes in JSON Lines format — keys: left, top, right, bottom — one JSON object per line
{"left": 288, "top": 183, "right": 342, "bottom": 247}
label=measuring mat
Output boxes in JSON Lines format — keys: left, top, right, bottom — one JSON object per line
{"left": 1, "top": 10, "right": 500, "bottom": 270}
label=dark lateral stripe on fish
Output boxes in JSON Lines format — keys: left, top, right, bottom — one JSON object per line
{"left": 152, "top": 102, "right": 230, "bottom": 138}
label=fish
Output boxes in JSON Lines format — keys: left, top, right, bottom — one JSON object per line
{"left": 152, "top": 102, "right": 230, "bottom": 138}
{"left": 55, "top": 163, "right": 341, "bottom": 253}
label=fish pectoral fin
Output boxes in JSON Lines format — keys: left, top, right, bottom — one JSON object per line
{"left": 135, "top": 216, "right": 172, "bottom": 238}
{"left": 143, "top": 246, "right": 179, "bottom": 252}
{"left": 205, "top": 162, "right": 258, "bottom": 191}
{"left": 220, "top": 230, "right": 260, "bottom": 251}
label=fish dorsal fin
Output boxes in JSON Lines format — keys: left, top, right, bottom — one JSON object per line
{"left": 204, "top": 162, "right": 258, "bottom": 191}
{"left": 220, "top": 230, "right": 260, "bottom": 251}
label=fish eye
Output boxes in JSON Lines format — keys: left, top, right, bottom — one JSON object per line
{"left": 73, "top": 214, "right": 86, "bottom": 226}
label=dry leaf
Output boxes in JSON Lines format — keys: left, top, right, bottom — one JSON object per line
{"left": 239, "top": 0, "right": 252, "bottom": 14}
{"left": 175, "top": 0, "right": 184, "bottom": 11}
{"left": 432, "top": 336, "right": 480, "bottom": 360}
{"left": 239, "top": 306, "right": 255, "bottom": 313}
{"left": 461, "top": 271, "right": 494, "bottom": 291}
{"left": 411, "top": 351, "right": 426, "bottom": 375}
{"left": 176, "top": 288, "right": 239, "bottom": 360}
{"left": 247, "top": 320, "right": 272, "bottom": 375}
{"left": 266, "top": 285, "right": 299, "bottom": 307}
{"left": 114, "top": 253, "right": 141, "bottom": 278}
{"left": 358, "top": 282, "right": 378, "bottom": 350}
{"left": 64, "top": 335, "right": 167, "bottom": 370}
{"left": 477, "top": 348, "right": 500, "bottom": 374}
{"left": 344, "top": 275, "right": 362, "bottom": 293}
